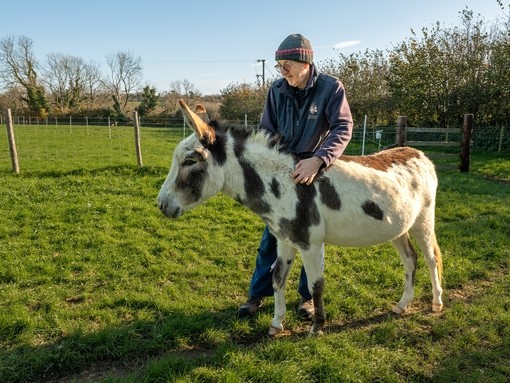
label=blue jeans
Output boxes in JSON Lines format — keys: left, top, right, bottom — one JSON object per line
{"left": 249, "top": 226, "right": 323, "bottom": 301}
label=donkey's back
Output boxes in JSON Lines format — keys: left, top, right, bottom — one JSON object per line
{"left": 309, "top": 146, "right": 438, "bottom": 248}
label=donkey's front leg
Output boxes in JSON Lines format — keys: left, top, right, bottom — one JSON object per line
{"left": 269, "top": 242, "right": 296, "bottom": 336}
{"left": 301, "top": 244, "right": 326, "bottom": 336}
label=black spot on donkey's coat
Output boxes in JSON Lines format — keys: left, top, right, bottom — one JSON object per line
{"left": 278, "top": 184, "right": 320, "bottom": 250}
{"left": 239, "top": 159, "right": 271, "bottom": 214}
{"left": 270, "top": 178, "right": 281, "bottom": 198}
{"left": 272, "top": 258, "right": 289, "bottom": 290}
{"left": 230, "top": 126, "right": 252, "bottom": 158}
{"left": 317, "top": 177, "right": 341, "bottom": 210}
{"left": 362, "top": 200, "right": 384, "bottom": 221}
{"left": 176, "top": 167, "right": 207, "bottom": 203}
{"left": 226, "top": 127, "right": 272, "bottom": 214}
{"left": 205, "top": 122, "right": 228, "bottom": 166}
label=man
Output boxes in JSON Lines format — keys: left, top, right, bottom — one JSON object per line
{"left": 238, "top": 33, "right": 353, "bottom": 319}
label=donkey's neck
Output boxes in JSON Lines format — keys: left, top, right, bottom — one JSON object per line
{"left": 219, "top": 130, "right": 295, "bottom": 216}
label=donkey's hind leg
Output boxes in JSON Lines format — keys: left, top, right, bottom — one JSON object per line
{"left": 411, "top": 227, "right": 443, "bottom": 312}
{"left": 391, "top": 233, "right": 418, "bottom": 314}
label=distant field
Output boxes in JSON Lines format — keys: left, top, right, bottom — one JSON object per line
{"left": 0, "top": 123, "right": 397, "bottom": 174}
{"left": 0, "top": 124, "right": 509, "bottom": 382}
{"left": 0, "top": 124, "right": 185, "bottom": 173}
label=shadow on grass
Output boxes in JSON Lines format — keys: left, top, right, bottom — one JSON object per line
{"left": 428, "top": 345, "right": 510, "bottom": 383}
{"left": 2, "top": 300, "right": 509, "bottom": 382}
{"left": 0, "top": 304, "right": 271, "bottom": 383}
{"left": 0, "top": 302, "right": 404, "bottom": 382}
{"left": 326, "top": 310, "right": 400, "bottom": 334}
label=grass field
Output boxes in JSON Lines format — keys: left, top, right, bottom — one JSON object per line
{"left": 1, "top": 125, "right": 509, "bottom": 382}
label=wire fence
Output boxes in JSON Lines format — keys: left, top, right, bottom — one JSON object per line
{"left": 2, "top": 113, "right": 508, "bottom": 175}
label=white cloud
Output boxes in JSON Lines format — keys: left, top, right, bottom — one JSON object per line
{"left": 333, "top": 40, "right": 362, "bottom": 49}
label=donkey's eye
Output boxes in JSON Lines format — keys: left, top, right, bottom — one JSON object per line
{"left": 182, "top": 158, "right": 196, "bottom": 167}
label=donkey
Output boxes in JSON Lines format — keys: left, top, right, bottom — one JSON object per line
{"left": 158, "top": 99, "right": 443, "bottom": 336}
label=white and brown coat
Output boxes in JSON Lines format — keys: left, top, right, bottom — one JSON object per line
{"left": 158, "top": 100, "right": 443, "bottom": 336}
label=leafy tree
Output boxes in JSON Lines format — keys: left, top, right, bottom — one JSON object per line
{"left": 484, "top": 14, "right": 510, "bottom": 125}
{"left": 388, "top": 23, "right": 462, "bottom": 126}
{"left": 320, "top": 49, "right": 394, "bottom": 126}
{"left": 220, "top": 82, "right": 266, "bottom": 121}
{"left": 387, "top": 9, "right": 497, "bottom": 127}
{"left": 136, "top": 85, "right": 159, "bottom": 116}
{"left": 320, "top": 6, "right": 508, "bottom": 128}
{"left": 110, "top": 95, "right": 126, "bottom": 121}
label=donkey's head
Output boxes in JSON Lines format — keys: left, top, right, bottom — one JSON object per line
{"left": 158, "top": 100, "right": 225, "bottom": 218}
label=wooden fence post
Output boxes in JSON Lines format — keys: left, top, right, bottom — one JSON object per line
{"left": 133, "top": 111, "right": 143, "bottom": 167}
{"left": 460, "top": 113, "right": 473, "bottom": 172}
{"left": 396, "top": 116, "right": 407, "bottom": 146}
{"left": 5, "top": 109, "right": 20, "bottom": 175}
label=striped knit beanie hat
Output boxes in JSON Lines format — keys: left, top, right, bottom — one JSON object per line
{"left": 275, "top": 34, "right": 313, "bottom": 64}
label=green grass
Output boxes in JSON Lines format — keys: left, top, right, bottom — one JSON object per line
{"left": 0, "top": 125, "right": 509, "bottom": 382}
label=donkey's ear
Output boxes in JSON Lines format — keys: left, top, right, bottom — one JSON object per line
{"left": 178, "top": 99, "right": 215, "bottom": 145}
{"left": 195, "top": 104, "right": 210, "bottom": 123}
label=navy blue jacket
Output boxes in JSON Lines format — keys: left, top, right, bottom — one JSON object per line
{"left": 260, "top": 64, "right": 353, "bottom": 167}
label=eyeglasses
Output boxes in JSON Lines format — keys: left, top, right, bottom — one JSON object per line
{"left": 274, "top": 61, "right": 297, "bottom": 74}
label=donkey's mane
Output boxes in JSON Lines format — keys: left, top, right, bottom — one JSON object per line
{"left": 213, "top": 120, "right": 427, "bottom": 175}
{"left": 211, "top": 120, "right": 286, "bottom": 153}
{"left": 208, "top": 120, "right": 426, "bottom": 176}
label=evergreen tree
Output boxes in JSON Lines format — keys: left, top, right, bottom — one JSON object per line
{"left": 136, "top": 86, "right": 159, "bottom": 116}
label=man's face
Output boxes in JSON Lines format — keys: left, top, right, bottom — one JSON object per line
{"left": 275, "top": 60, "right": 310, "bottom": 89}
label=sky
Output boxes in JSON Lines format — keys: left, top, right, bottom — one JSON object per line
{"left": 1, "top": 0, "right": 507, "bottom": 95}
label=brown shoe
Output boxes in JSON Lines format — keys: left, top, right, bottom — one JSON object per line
{"left": 238, "top": 297, "right": 263, "bottom": 318}
{"left": 297, "top": 298, "right": 314, "bottom": 321}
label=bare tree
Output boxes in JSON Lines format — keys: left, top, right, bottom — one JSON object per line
{"left": 169, "top": 79, "right": 201, "bottom": 98}
{"left": 0, "top": 86, "right": 24, "bottom": 114}
{"left": 0, "top": 35, "right": 49, "bottom": 116}
{"left": 82, "top": 60, "right": 108, "bottom": 111}
{"left": 0, "top": 36, "right": 33, "bottom": 87}
{"left": 43, "top": 53, "right": 87, "bottom": 113}
{"left": 105, "top": 51, "right": 142, "bottom": 111}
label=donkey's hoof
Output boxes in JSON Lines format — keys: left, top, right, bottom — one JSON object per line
{"left": 268, "top": 325, "right": 284, "bottom": 336}
{"left": 432, "top": 303, "right": 443, "bottom": 312}
{"left": 309, "top": 328, "right": 324, "bottom": 337}
{"left": 392, "top": 304, "right": 406, "bottom": 315}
